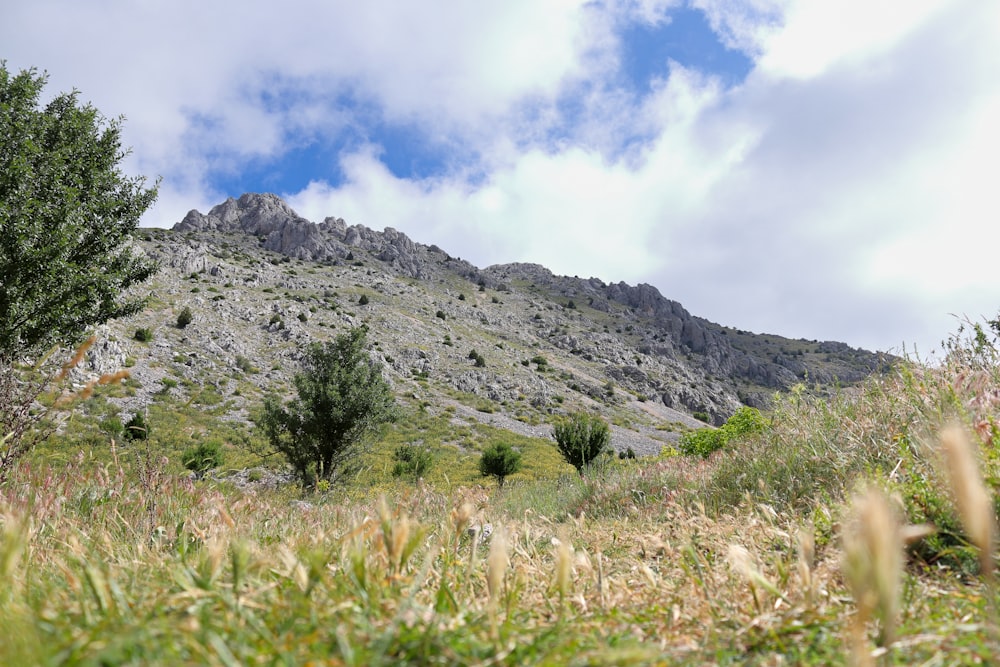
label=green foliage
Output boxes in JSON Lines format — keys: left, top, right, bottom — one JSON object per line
{"left": 478, "top": 442, "right": 522, "bottom": 487}
{"left": 693, "top": 411, "right": 711, "bottom": 423}
{"left": 552, "top": 412, "right": 611, "bottom": 475}
{"left": 123, "top": 412, "right": 149, "bottom": 441}
{"left": 468, "top": 349, "right": 485, "bottom": 367}
{"left": 435, "top": 310, "right": 446, "bottom": 320}
{"left": 133, "top": 327, "right": 153, "bottom": 342}
{"left": 678, "top": 406, "right": 766, "bottom": 458}
{"left": 176, "top": 306, "right": 193, "bottom": 329}
{"left": 391, "top": 444, "right": 433, "bottom": 480}
{"left": 260, "top": 327, "right": 397, "bottom": 484}
{"left": 358, "top": 294, "right": 369, "bottom": 305}
{"left": 0, "top": 65, "right": 158, "bottom": 357}
{"left": 181, "top": 440, "right": 224, "bottom": 476}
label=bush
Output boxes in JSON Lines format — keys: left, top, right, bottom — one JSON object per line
{"left": 176, "top": 307, "right": 193, "bottom": 329}
{"left": 479, "top": 442, "right": 522, "bottom": 488}
{"left": 678, "top": 406, "right": 767, "bottom": 458}
{"left": 436, "top": 310, "right": 447, "bottom": 320}
{"left": 123, "top": 412, "right": 149, "bottom": 441}
{"left": 134, "top": 328, "right": 153, "bottom": 342}
{"left": 553, "top": 412, "right": 611, "bottom": 475}
{"left": 392, "top": 444, "right": 433, "bottom": 480}
{"left": 468, "top": 349, "right": 486, "bottom": 367}
{"left": 182, "top": 440, "right": 224, "bottom": 477}
{"left": 358, "top": 294, "right": 369, "bottom": 305}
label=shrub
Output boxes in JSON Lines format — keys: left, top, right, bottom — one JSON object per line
{"left": 678, "top": 406, "right": 767, "bottom": 458}
{"left": 479, "top": 442, "right": 522, "bottom": 488}
{"left": 358, "top": 294, "right": 369, "bottom": 305}
{"left": 392, "top": 444, "right": 433, "bottom": 480}
{"left": 176, "top": 307, "right": 193, "bottom": 329}
{"left": 468, "top": 349, "right": 486, "bottom": 367}
{"left": 693, "top": 411, "right": 711, "bottom": 423}
{"left": 123, "top": 412, "right": 149, "bottom": 441}
{"left": 235, "top": 356, "right": 256, "bottom": 374}
{"left": 134, "top": 327, "right": 153, "bottom": 342}
{"left": 182, "top": 440, "right": 224, "bottom": 477}
{"left": 436, "top": 310, "right": 447, "bottom": 320}
{"left": 553, "top": 412, "right": 611, "bottom": 475}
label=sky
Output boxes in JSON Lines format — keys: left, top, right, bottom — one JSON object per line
{"left": 4, "top": 0, "right": 999, "bottom": 356}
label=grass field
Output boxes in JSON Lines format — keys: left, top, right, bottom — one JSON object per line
{"left": 3, "top": 320, "right": 1000, "bottom": 665}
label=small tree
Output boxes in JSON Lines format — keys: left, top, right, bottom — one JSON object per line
{"left": 479, "top": 442, "right": 522, "bottom": 488}
{"left": 260, "top": 327, "right": 397, "bottom": 485}
{"left": 553, "top": 412, "right": 611, "bottom": 475}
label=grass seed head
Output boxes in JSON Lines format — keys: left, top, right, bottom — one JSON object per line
{"left": 486, "top": 526, "right": 509, "bottom": 604}
{"left": 841, "top": 486, "right": 902, "bottom": 648}
{"left": 939, "top": 424, "right": 995, "bottom": 574}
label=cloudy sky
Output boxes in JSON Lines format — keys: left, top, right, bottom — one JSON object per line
{"left": 4, "top": 0, "right": 998, "bottom": 355}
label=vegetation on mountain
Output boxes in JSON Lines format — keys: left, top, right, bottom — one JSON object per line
{"left": 478, "top": 441, "right": 522, "bottom": 487}
{"left": 552, "top": 411, "right": 612, "bottom": 474}
{"left": 676, "top": 405, "right": 768, "bottom": 458}
{"left": 260, "top": 327, "right": 397, "bottom": 485}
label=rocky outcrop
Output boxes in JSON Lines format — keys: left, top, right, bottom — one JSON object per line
{"left": 174, "top": 193, "right": 430, "bottom": 277}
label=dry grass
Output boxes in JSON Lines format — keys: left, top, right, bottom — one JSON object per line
{"left": 2, "top": 320, "right": 1000, "bottom": 664}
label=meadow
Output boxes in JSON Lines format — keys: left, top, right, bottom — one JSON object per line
{"left": 2, "top": 319, "right": 1000, "bottom": 665}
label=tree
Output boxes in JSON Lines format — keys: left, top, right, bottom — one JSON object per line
{"left": 261, "top": 327, "right": 397, "bottom": 485}
{"left": 0, "top": 64, "right": 159, "bottom": 358}
{"left": 553, "top": 412, "right": 611, "bottom": 475}
{"left": 479, "top": 442, "right": 522, "bottom": 488}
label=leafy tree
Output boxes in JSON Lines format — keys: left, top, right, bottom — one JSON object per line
{"left": 0, "top": 64, "right": 158, "bottom": 358}
{"left": 479, "top": 442, "right": 522, "bottom": 488}
{"left": 261, "top": 327, "right": 397, "bottom": 485}
{"left": 553, "top": 412, "right": 611, "bottom": 475}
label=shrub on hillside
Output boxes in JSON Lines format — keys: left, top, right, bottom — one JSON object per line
{"left": 479, "top": 442, "right": 522, "bottom": 488}
{"left": 392, "top": 444, "right": 433, "bottom": 480}
{"left": 677, "top": 406, "right": 766, "bottom": 458}
{"left": 182, "top": 440, "right": 224, "bottom": 477}
{"left": 553, "top": 412, "right": 611, "bottom": 475}
{"left": 176, "top": 307, "right": 193, "bottom": 329}
{"left": 124, "top": 412, "right": 149, "bottom": 441}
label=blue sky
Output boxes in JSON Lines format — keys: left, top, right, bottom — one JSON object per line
{"left": 3, "top": 0, "right": 999, "bottom": 355}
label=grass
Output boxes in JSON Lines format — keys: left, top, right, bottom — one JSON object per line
{"left": 4, "top": 319, "right": 1000, "bottom": 664}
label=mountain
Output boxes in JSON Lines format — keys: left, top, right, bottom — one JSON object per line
{"left": 79, "top": 193, "right": 890, "bottom": 455}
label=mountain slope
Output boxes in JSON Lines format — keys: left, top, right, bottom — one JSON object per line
{"left": 78, "top": 193, "right": 890, "bottom": 455}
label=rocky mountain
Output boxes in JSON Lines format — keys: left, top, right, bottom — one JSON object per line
{"left": 76, "top": 193, "right": 890, "bottom": 456}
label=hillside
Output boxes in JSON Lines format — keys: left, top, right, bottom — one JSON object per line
{"left": 71, "top": 193, "right": 888, "bottom": 458}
